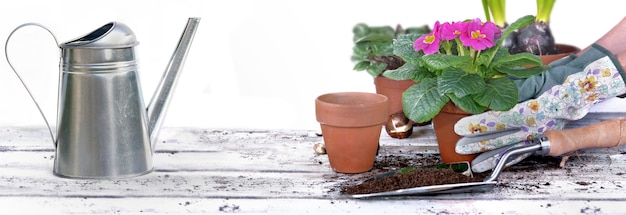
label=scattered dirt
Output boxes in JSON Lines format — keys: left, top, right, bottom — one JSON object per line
{"left": 372, "top": 154, "right": 441, "bottom": 170}
{"left": 218, "top": 204, "right": 241, "bottom": 213}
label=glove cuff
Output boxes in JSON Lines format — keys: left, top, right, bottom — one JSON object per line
{"left": 514, "top": 44, "right": 618, "bottom": 102}
{"left": 547, "top": 54, "right": 576, "bottom": 67}
{"left": 565, "top": 43, "right": 613, "bottom": 69}
{"left": 598, "top": 44, "right": 626, "bottom": 94}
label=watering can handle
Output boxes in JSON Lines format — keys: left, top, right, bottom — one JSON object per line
{"left": 4, "top": 23, "right": 59, "bottom": 147}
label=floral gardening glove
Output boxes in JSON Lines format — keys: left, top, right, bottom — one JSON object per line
{"left": 454, "top": 56, "right": 626, "bottom": 173}
{"left": 514, "top": 44, "right": 613, "bottom": 102}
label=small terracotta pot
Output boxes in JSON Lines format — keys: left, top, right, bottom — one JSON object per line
{"left": 539, "top": 44, "right": 581, "bottom": 65}
{"left": 315, "top": 92, "right": 388, "bottom": 173}
{"left": 374, "top": 76, "right": 415, "bottom": 116}
{"left": 431, "top": 102, "right": 479, "bottom": 164}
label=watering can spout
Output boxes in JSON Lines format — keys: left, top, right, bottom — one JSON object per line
{"left": 146, "top": 17, "right": 201, "bottom": 143}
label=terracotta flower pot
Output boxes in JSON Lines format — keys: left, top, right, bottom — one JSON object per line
{"left": 374, "top": 76, "right": 415, "bottom": 116}
{"left": 539, "top": 44, "right": 581, "bottom": 65}
{"left": 315, "top": 92, "right": 388, "bottom": 173}
{"left": 431, "top": 102, "right": 479, "bottom": 164}
{"left": 374, "top": 76, "right": 431, "bottom": 138}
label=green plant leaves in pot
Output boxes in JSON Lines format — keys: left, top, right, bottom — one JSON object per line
{"left": 351, "top": 23, "right": 431, "bottom": 77}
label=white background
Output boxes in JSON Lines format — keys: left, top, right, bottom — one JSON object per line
{"left": 0, "top": 0, "right": 623, "bottom": 131}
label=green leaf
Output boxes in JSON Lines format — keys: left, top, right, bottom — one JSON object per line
{"left": 476, "top": 46, "right": 498, "bottom": 65}
{"left": 354, "top": 34, "right": 394, "bottom": 44}
{"left": 352, "top": 23, "right": 371, "bottom": 40}
{"left": 498, "top": 15, "right": 534, "bottom": 48}
{"left": 352, "top": 40, "right": 395, "bottom": 58}
{"left": 393, "top": 34, "right": 424, "bottom": 65}
{"left": 354, "top": 34, "right": 393, "bottom": 44}
{"left": 353, "top": 41, "right": 394, "bottom": 63}
{"left": 473, "top": 77, "right": 518, "bottom": 111}
{"left": 351, "top": 54, "right": 366, "bottom": 62}
{"left": 449, "top": 94, "right": 487, "bottom": 114}
{"left": 383, "top": 63, "right": 435, "bottom": 82}
{"left": 365, "top": 62, "right": 387, "bottom": 77}
{"left": 402, "top": 78, "right": 449, "bottom": 123}
{"left": 410, "top": 68, "right": 436, "bottom": 83}
{"left": 404, "top": 25, "right": 431, "bottom": 35}
{"left": 353, "top": 61, "right": 370, "bottom": 71}
{"left": 383, "top": 63, "right": 415, "bottom": 80}
{"left": 351, "top": 43, "right": 371, "bottom": 60}
{"left": 369, "top": 41, "right": 395, "bottom": 56}
{"left": 437, "top": 68, "right": 486, "bottom": 98}
{"left": 497, "top": 65, "right": 549, "bottom": 78}
{"left": 423, "top": 54, "right": 473, "bottom": 71}
{"left": 491, "top": 52, "right": 542, "bottom": 68}
{"left": 352, "top": 23, "right": 395, "bottom": 43}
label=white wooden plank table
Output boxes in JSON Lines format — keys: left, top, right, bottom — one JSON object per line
{"left": 0, "top": 113, "right": 625, "bottom": 214}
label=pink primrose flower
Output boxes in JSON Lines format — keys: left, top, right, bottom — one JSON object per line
{"left": 481, "top": 21, "right": 502, "bottom": 41}
{"left": 440, "top": 21, "right": 467, "bottom": 41}
{"left": 459, "top": 18, "right": 501, "bottom": 51}
{"left": 413, "top": 21, "right": 441, "bottom": 54}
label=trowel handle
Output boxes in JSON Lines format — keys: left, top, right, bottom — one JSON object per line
{"left": 545, "top": 117, "right": 626, "bottom": 156}
{"left": 4, "top": 23, "right": 60, "bottom": 147}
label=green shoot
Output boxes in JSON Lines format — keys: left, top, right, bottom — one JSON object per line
{"left": 482, "top": 0, "right": 491, "bottom": 22}
{"left": 482, "top": 0, "right": 507, "bottom": 27}
{"left": 536, "top": 0, "right": 556, "bottom": 23}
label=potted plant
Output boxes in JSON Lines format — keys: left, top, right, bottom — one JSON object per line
{"left": 483, "top": 0, "right": 580, "bottom": 64}
{"left": 351, "top": 23, "right": 430, "bottom": 138}
{"left": 383, "top": 15, "right": 549, "bottom": 163}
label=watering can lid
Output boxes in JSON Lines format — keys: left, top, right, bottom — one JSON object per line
{"left": 59, "top": 22, "right": 138, "bottom": 49}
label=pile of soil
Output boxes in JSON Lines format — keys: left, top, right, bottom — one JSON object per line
{"left": 341, "top": 168, "right": 490, "bottom": 195}
{"left": 338, "top": 154, "right": 560, "bottom": 195}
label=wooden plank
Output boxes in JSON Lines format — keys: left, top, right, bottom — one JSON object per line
{"left": 1, "top": 150, "right": 625, "bottom": 200}
{"left": 1, "top": 129, "right": 625, "bottom": 200}
{"left": 0, "top": 197, "right": 623, "bottom": 214}
{"left": 1, "top": 123, "right": 626, "bottom": 214}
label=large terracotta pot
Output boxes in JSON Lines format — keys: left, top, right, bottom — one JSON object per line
{"left": 539, "top": 44, "right": 581, "bottom": 65}
{"left": 374, "top": 76, "right": 415, "bottom": 116}
{"left": 375, "top": 76, "right": 431, "bottom": 138}
{"left": 315, "top": 92, "right": 388, "bottom": 173}
{"left": 431, "top": 102, "right": 479, "bottom": 164}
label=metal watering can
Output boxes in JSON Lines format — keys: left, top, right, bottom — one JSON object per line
{"left": 5, "top": 18, "right": 200, "bottom": 179}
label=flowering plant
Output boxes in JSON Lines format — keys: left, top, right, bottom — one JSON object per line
{"left": 384, "top": 15, "right": 549, "bottom": 123}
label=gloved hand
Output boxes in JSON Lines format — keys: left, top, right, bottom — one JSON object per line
{"left": 454, "top": 55, "right": 626, "bottom": 173}
{"left": 514, "top": 44, "right": 614, "bottom": 102}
